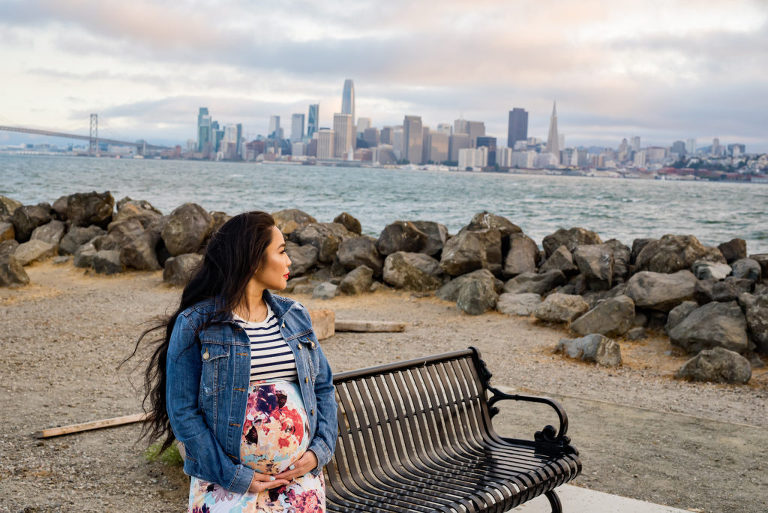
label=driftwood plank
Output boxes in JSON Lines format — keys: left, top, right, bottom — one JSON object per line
{"left": 334, "top": 320, "right": 406, "bottom": 333}
{"left": 34, "top": 412, "right": 148, "bottom": 439}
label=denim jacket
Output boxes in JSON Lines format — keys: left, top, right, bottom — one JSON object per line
{"left": 165, "top": 291, "right": 338, "bottom": 494}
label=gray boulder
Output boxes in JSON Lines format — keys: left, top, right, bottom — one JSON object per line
{"left": 161, "top": 203, "right": 214, "bottom": 256}
{"left": 437, "top": 269, "right": 502, "bottom": 302}
{"left": 731, "top": 258, "right": 761, "bottom": 283}
{"left": 11, "top": 204, "right": 52, "bottom": 242}
{"left": 112, "top": 198, "right": 163, "bottom": 227}
{"left": 0, "top": 195, "right": 22, "bottom": 218}
{"left": 14, "top": 240, "right": 55, "bottom": 266}
{"left": 676, "top": 347, "right": 751, "bottom": 384}
{"left": 556, "top": 334, "right": 622, "bottom": 367}
{"left": 717, "top": 239, "right": 747, "bottom": 264}
{"left": 457, "top": 279, "right": 498, "bottom": 315}
{"left": 692, "top": 260, "right": 732, "bottom": 281}
{"left": 51, "top": 195, "right": 68, "bottom": 220}
{"left": 496, "top": 293, "right": 542, "bottom": 316}
{"left": 337, "top": 236, "right": 383, "bottom": 275}
{"left": 573, "top": 244, "right": 614, "bottom": 290}
{"left": 338, "top": 265, "right": 374, "bottom": 295}
{"left": 461, "top": 211, "right": 521, "bottom": 238}
{"left": 571, "top": 295, "right": 635, "bottom": 337}
{"left": 30, "top": 220, "right": 66, "bottom": 249}
{"left": 712, "top": 277, "right": 753, "bottom": 302}
{"left": 163, "top": 253, "right": 203, "bottom": 286}
{"left": 410, "top": 221, "right": 449, "bottom": 257}
{"left": 65, "top": 191, "right": 114, "bottom": 228}
{"left": 503, "top": 233, "right": 539, "bottom": 277}
{"left": 630, "top": 238, "right": 655, "bottom": 265}
{"left": 665, "top": 301, "right": 699, "bottom": 334}
{"left": 119, "top": 230, "right": 161, "bottom": 271}
{"left": 669, "top": 301, "right": 749, "bottom": 354}
{"left": 534, "top": 293, "right": 590, "bottom": 323}
{"left": 539, "top": 245, "right": 578, "bottom": 275}
{"left": 312, "top": 282, "right": 338, "bottom": 299}
{"left": 604, "top": 239, "right": 631, "bottom": 284}
{"left": 440, "top": 228, "right": 502, "bottom": 276}
{"left": 285, "top": 241, "right": 319, "bottom": 276}
{"left": 209, "top": 211, "right": 231, "bottom": 235}
{"left": 376, "top": 221, "right": 429, "bottom": 256}
{"left": 635, "top": 234, "right": 725, "bottom": 273}
{"left": 0, "top": 222, "right": 13, "bottom": 242}
{"left": 59, "top": 225, "right": 106, "bottom": 255}
{"left": 0, "top": 240, "right": 29, "bottom": 287}
{"left": 741, "top": 294, "right": 768, "bottom": 354}
{"left": 73, "top": 242, "right": 98, "bottom": 268}
{"left": 627, "top": 327, "right": 646, "bottom": 341}
{"left": 383, "top": 251, "right": 442, "bottom": 291}
{"left": 272, "top": 209, "right": 317, "bottom": 236}
{"left": 293, "top": 222, "right": 352, "bottom": 264}
{"left": 542, "top": 227, "right": 602, "bottom": 258}
{"left": 333, "top": 212, "right": 362, "bottom": 234}
{"left": 749, "top": 254, "right": 768, "bottom": 280}
{"left": 625, "top": 270, "right": 698, "bottom": 311}
{"left": 92, "top": 250, "right": 122, "bottom": 274}
{"left": 503, "top": 270, "right": 566, "bottom": 295}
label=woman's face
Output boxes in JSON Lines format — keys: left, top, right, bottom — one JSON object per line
{"left": 253, "top": 226, "right": 292, "bottom": 291}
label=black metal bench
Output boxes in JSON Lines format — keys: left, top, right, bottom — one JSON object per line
{"left": 324, "top": 347, "right": 581, "bottom": 513}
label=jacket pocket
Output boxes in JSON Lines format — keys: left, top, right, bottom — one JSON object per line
{"left": 199, "top": 341, "right": 229, "bottom": 396}
{"left": 298, "top": 337, "right": 318, "bottom": 380}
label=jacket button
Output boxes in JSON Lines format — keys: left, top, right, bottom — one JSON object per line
{"left": 297, "top": 345, "right": 302, "bottom": 350}
{"left": 305, "top": 377, "right": 309, "bottom": 383}
{"left": 311, "top": 409, "right": 314, "bottom": 415}
{"left": 202, "top": 350, "right": 210, "bottom": 360}
{"left": 281, "top": 322, "right": 285, "bottom": 328}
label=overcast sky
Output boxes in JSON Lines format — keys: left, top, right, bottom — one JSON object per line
{"left": 1, "top": 0, "right": 767, "bottom": 151}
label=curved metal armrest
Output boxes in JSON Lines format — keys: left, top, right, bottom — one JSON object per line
{"left": 486, "top": 385, "right": 570, "bottom": 441}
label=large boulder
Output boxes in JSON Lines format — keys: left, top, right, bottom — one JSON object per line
{"left": 717, "top": 239, "right": 747, "bottom": 264}
{"left": 437, "top": 269, "right": 502, "bottom": 302}
{"left": 539, "top": 245, "right": 579, "bottom": 275}
{"left": 383, "top": 251, "right": 442, "bottom": 291}
{"left": 542, "top": 227, "right": 602, "bottom": 258}
{"left": 692, "top": 260, "right": 732, "bottom": 281}
{"left": 604, "top": 239, "right": 631, "bottom": 283}
{"left": 741, "top": 293, "right": 768, "bottom": 354}
{"left": 119, "top": 229, "right": 161, "bottom": 271}
{"left": 272, "top": 209, "right": 317, "bottom": 236}
{"left": 534, "top": 293, "right": 590, "bottom": 323}
{"left": 503, "top": 270, "right": 566, "bottom": 295}
{"left": 669, "top": 301, "right": 749, "bottom": 354}
{"left": 338, "top": 265, "right": 374, "bottom": 295}
{"left": 749, "top": 254, "right": 768, "bottom": 279}
{"left": 676, "top": 347, "right": 751, "bottom": 384}
{"left": 112, "top": 198, "right": 163, "bottom": 227}
{"left": 457, "top": 278, "right": 498, "bottom": 315}
{"left": 0, "top": 195, "right": 22, "bottom": 218}
{"left": 461, "top": 211, "right": 521, "bottom": 238}
{"left": 556, "top": 334, "right": 622, "bottom": 367}
{"left": 731, "top": 258, "right": 761, "bottom": 283}
{"left": 285, "top": 241, "right": 319, "bottom": 276}
{"left": 14, "top": 240, "right": 55, "bottom": 266}
{"left": 293, "top": 222, "right": 352, "bottom": 264}
{"left": 209, "top": 211, "right": 231, "bottom": 235}
{"left": 573, "top": 244, "right": 614, "bottom": 290}
{"left": 163, "top": 253, "right": 203, "bottom": 286}
{"left": 630, "top": 238, "right": 655, "bottom": 265}
{"left": 496, "top": 293, "right": 541, "bottom": 316}
{"left": 161, "top": 203, "right": 214, "bottom": 256}
{"left": 712, "top": 277, "right": 753, "bottom": 302}
{"left": 0, "top": 222, "right": 14, "bottom": 242}
{"left": 503, "top": 233, "right": 538, "bottom": 277}
{"left": 11, "top": 204, "right": 52, "bottom": 242}
{"left": 65, "top": 191, "right": 114, "bottom": 228}
{"left": 570, "top": 295, "right": 635, "bottom": 337}
{"left": 30, "top": 220, "right": 66, "bottom": 249}
{"left": 59, "top": 225, "right": 106, "bottom": 255}
{"left": 92, "top": 250, "right": 122, "bottom": 274}
{"left": 440, "top": 228, "right": 502, "bottom": 276}
{"left": 625, "top": 270, "right": 698, "bottom": 312}
{"left": 73, "top": 242, "right": 98, "bottom": 268}
{"left": 635, "top": 234, "right": 725, "bottom": 273}
{"left": 376, "top": 221, "right": 429, "bottom": 256}
{"left": 333, "top": 212, "right": 362, "bottom": 235}
{"left": 337, "top": 236, "right": 383, "bottom": 275}
{"left": 312, "top": 282, "right": 338, "bottom": 300}
{"left": 0, "top": 240, "right": 29, "bottom": 287}
{"left": 410, "top": 221, "right": 449, "bottom": 257}
{"left": 665, "top": 301, "right": 699, "bottom": 334}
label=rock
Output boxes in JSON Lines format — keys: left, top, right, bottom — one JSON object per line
{"left": 11, "top": 204, "right": 52, "bottom": 242}
{"left": 676, "top": 347, "right": 751, "bottom": 384}
{"left": 333, "top": 212, "right": 362, "bottom": 234}
{"left": 571, "top": 295, "right": 635, "bottom": 337}
{"left": 92, "top": 250, "right": 122, "bottom": 274}
{"left": 534, "top": 293, "right": 590, "bottom": 323}
{"left": 59, "top": 225, "right": 106, "bottom": 255}
{"left": 539, "top": 245, "right": 578, "bottom": 275}
{"left": 53, "top": 255, "right": 69, "bottom": 264}
{"left": 161, "top": 203, "right": 214, "bottom": 256}
{"left": 312, "top": 282, "right": 338, "bottom": 299}
{"left": 106, "top": 218, "right": 145, "bottom": 250}
{"left": 338, "top": 265, "right": 374, "bottom": 295}
{"left": 718, "top": 239, "right": 747, "bottom": 264}
{"left": 542, "top": 227, "right": 602, "bottom": 258}
{"left": 635, "top": 234, "right": 725, "bottom": 273}
{"left": 14, "top": 240, "right": 55, "bottom": 266}
{"left": 308, "top": 309, "right": 335, "bottom": 340}
{"left": 633, "top": 311, "right": 648, "bottom": 328}
{"left": 119, "top": 230, "right": 161, "bottom": 271}
{"left": 73, "top": 242, "right": 98, "bottom": 268}
{"left": 112, "top": 199, "right": 163, "bottom": 227}
{"left": 0, "top": 221, "right": 15, "bottom": 242}
{"left": 376, "top": 221, "right": 429, "bottom": 256}
{"left": 731, "top": 258, "right": 761, "bottom": 283}
{"left": 30, "top": 220, "right": 66, "bottom": 249}
{"left": 692, "top": 260, "right": 732, "bottom": 281}
{"left": 742, "top": 294, "right": 768, "bottom": 353}
{"left": 0, "top": 240, "right": 29, "bottom": 286}
{"left": 556, "top": 334, "right": 622, "bottom": 367}
{"left": 51, "top": 195, "right": 68, "bottom": 220}
{"left": 582, "top": 283, "right": 628, "bottom": 309}
{"left": 749, "top": 254, "right": 768, "bottom": 280}
{"left": 272, "top": 209, "right": 317, "bottom": 236}
{"left": 0, "top": 195, "right": 22, "bottom": 218}
{"left": 209, "top": 211, "right": 231, "bottom": 234}
{"left": 713, "top": 277, "right": 753, "bottom": 302}
{"left": 163, "top": 253, "right": 203, "bottom": 286}
{"left": 461, "top": 211, "right": 521, "bottom": 238}
{"left": 625, "top": 270, "right": 698, "bottom": 312}
{"left": 626, "top": 327, "right": 646, "bottom": 340}
{"left": 666, "top": 301, "right": 699, "bottom": 334}
{"left": 284, "top": 241, "right": 319, "bottom": 276}
{"left": 669, "top": 301, "right": 749, "bottom": 354}
{"left": 456, "top": 279, "right": 498, "bottom": 315}
{"left": 370, "top": 281, "right": 391, "bottom": 292}
{"left": 573, "top": 244, "right": 614, "bottom": 290}
{"left": 630, "top": 238, "right": 655, "bottom": 265}
{"left": 439, "top": 228, "right": 502, "bottom": 276}
{"left": 337, "top": 236, "right": 383, "bottom": 275}
{"left": 693, "top": 279, "right": 714, "bottom": 305}
{"left": 437, "top": 269, "right": 502, "bottom": 302}
{"left": 383, "top": 251, "right": 443, "bottom": 291}
{"left": 496, "top": 293, "right": 542, "bottom": 316}
{"left": 604, "top": 239, "right": 631, "bottom": 283}
{"left": 293, "top": 222, "right": 352, "bottom": 264}
{"left": 503, "top": 270, "right": 566, "bottom": 295}
{"left": 503, "top": 233, "right": 539, "bottom": 277}
{"left": 410, "top": 221, "right": 449, "bottom": 257}
{"left": 65, "top": 191, "right": 114, "bottom": 228}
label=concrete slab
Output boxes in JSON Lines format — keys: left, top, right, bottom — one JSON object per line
{"left": 512, "top": 485, "right": 694, "bottom": 512}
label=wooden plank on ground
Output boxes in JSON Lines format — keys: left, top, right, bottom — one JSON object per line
{"left": 335, "top": 320, "right": 406, "bottom": 333}
{"left": 34, "top": 412, "right": 148, "bottom": 439}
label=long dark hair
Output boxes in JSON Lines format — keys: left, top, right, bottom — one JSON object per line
{"left": 130, "top": 210, "right": 276, "bottom": 452}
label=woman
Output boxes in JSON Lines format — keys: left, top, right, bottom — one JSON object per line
{"left": 139, "top": 211, "right": 337, "bottom": 512}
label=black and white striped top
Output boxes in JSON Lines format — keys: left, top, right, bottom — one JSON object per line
{"left": 233, "top": 304, "right": 298, "bottom": 382}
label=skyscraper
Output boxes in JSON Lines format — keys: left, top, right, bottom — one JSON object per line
{"left": 307, "top": 104, "right": 319, "bottom": 138}
{"left": 317, "top": 129, "right": 335, "bottom": 159}
{"left": 546, "top": 102, "right": 560, "bottom": 164}
{"left": 269, "top": 116, "right": 280, "bottom": 139}
{"left": 341, "top": 79, "right": 355, "bottom": 125}
{"left": 507, "top": 108, "right": 528, "bottom": 148}
{"left": 197, "top": 107, "right": 212, "bottom": 153}
{"left": 403, "top": 115, "right": 423, "bottom": 164}
{"left": 291, "top": 113, "right": 305, "bottom": 142}
{"left": 357, "top": 117, "right": 371, "bottom": 135}
{"left": 333, "top": 113, "right": 354, "bottom": 158}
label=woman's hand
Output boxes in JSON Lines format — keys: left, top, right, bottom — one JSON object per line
{"left": 273, "top": 450, "right": 318, "bottom": 481}
{"left": 248, "top": 473, "right": 290, "bottom": 494}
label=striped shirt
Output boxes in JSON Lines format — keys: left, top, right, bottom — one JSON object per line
{"left": 233, "top": 304, "right": 298, "bottom": 382}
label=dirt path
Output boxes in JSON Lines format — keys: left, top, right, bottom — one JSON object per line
{"left": 1, "top": 262, "right": 766, "bottom": 512}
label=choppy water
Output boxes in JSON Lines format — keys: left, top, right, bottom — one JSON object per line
{"left": 1, "top": 155, "right": 767, "bottom": 253}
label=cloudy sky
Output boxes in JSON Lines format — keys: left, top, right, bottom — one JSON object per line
{"left": 1, "top": 0, "right": 767, "bottom": 151}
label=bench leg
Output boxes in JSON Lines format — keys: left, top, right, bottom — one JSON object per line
{"left": 545, "top": 490, "right": 562, "bottom": 513}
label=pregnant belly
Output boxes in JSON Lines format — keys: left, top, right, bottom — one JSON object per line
{"left": 240, "top": 381, "right": 311, "bottom": 474}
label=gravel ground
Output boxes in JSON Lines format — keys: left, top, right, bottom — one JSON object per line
{"left": 1, "top": 262, "right": 766, "bottom": 513}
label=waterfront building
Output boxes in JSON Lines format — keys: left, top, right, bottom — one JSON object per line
{"left": 468, "top": 121, "right": 485, "bottom": 147}
{"left": 507, "top": 108, "right": 528, "bottom": 148}
{"left": 212, "top": 121, "right": 224, "bottom": 153}
{"left": 291, "top": 114, "right": 305, "bottom": 142}
{"left": 333, "top": 113, "right": 355, "bottom": 158}
{"left": 363, "top": 127, "right": 380, "bottom": 147}
{"left": 341, "top": 79, "right": 355, "bottom": 125}
{"left": 197, "top": 107, "right": 212, "bottom": 154}
{"left": 422, "top": 126, "right": 431, "bottom": 164}
{"left": 291, "top": 141, "right": 305, "bottom": 157}
{"left": 307, "top": 104, "right": 319, "bottom": 138}
{"left": 512, "top": 150, "right": 537, "bottom": 168}
{"left": 373, "top": 144, "right": 397, "bottom": 165}
{"left": 437, "top": 123, "right": 452, "bottom": 135}
{"left": 497, "top": 147, "right": 513, "bottom": 168}
{"left": 458, "top": 147, "right": 488, "bottom": 170}
{"left": 631, "top": 136, "right": 641, "bottom": 152}
{"left": 427, "top": 131, "right": 449, "bottom": 163}
{"left": 686, "top": 138, "right": 696, "bottom": 155}
{"left": 634, "top": 150, "right": 647, "bottom": 167}
{"left": 306, "top": 138, "right": 318, "bottom": 157}
{"left": 317, "top": 129, "right": 335, "bottom": 159}
{"left": 646, "top": 146, "right": 667, "bottom": 163}
{"left": 618, "top": 138, "right": 629, "bottom": 161}
{"left": 454, "top": 118, "right": 469, "bottom": 135}
{"left": 712, "top": 138, "right": 722, "bottom": 156}
{"left": 476, "top": 136, "right": 497, "bottom": 166}
{"left": 536, "top": 151, "right": 559, "bottom": 168}
{"left": 269, "top": 116, "right": 281, "bottom": 139}
{"left": 357, "top": 117, "right": 371, "bottom": 135}
{"left": 546, "top": 101, "right": 560, "bottom": 164}
{"left": 449, "top": 133, "right": 470, "bottom": 162}
{"left": 403, "top": 115, "right": 423, "bottom": 164}
{"left": 728, "top": 143, "right": 746, "bottom": 156}
{"left": 391, "top": 127, "right": 404, "bottom": 160}
{"left": 671, "top": 140, "right": 686, "bottom": 157}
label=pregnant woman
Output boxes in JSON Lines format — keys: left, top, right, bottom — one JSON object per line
{"left": 140, "top": 211, "right": 337, "bottom": 512}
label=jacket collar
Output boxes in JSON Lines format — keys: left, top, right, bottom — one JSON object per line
{"left": 210, "top": 290, "right": 295, "bottom": 322}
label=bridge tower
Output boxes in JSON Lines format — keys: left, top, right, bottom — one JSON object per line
{"left": 89, "top": 113, "right": 98, "bottom": 155}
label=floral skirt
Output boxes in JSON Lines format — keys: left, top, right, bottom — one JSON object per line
{"left": 188, "top": 380, "right": 325, "bottom": 513}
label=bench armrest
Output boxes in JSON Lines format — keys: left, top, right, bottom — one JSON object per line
{"left": 486, "top": 386, "right": 570, "bottom": 442}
